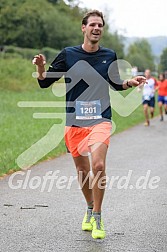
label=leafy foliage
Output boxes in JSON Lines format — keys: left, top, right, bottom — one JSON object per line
{"left": 125, "top": 39, "right": 155, "bottom": 71}
{"left": 0, "top": 0, "right": 124, "bottom": 56}
{"left": 159, "top": 47, "right": 167, "bottom": 72}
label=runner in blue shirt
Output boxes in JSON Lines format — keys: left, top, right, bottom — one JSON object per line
{"left": 33, "top": 10, "right": 146, "bottom": 239}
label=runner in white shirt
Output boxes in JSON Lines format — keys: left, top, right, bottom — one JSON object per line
{"left": 138, "top": 69, "right": 157, "bottom": 126}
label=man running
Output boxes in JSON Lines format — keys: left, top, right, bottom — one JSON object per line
{"left": 32, "top": 10, "right": 146, "bottom": 239}
{"left": 139, "top": 69, "right": 157, "bottom": 126}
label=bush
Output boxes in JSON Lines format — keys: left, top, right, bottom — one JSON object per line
{"left": 41, "top": 47, "right": 60, "bottom": 62}
{"left": 0, "top": 57, "right": 38, "bottom": 91}
{"left": 2, "top": 45, "right": 60, "bottom": 62}
{"left": 2, "top": 46, "right": 39, "bottom": 60}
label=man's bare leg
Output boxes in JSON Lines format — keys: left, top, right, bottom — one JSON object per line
{"left": 90, "top": 143, "right": 108, "bottom": 213}
{"left": 158, "top": 102, "right": 163, "bottom": 121}
{"left": 73, "top": 155, "right": 93, "bottom": 206}
{"left": 150, "top": 106, "right": 154, "bottom": 118}
{"left": 143, "top": 104, "right": 150, "bottom": 125}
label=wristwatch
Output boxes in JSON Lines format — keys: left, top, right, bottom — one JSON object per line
{"left": 127, "top": 81, "right": 132, "bottom": 88}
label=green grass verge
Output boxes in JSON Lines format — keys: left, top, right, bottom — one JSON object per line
{"left": 0, "top": 88, "right": 66, "bottom": 176}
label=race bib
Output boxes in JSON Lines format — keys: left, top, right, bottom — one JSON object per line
{"left": 76, "top": 100, "right": 102, "bottom": 120}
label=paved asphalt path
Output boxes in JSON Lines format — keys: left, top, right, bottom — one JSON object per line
{"left": 0, "top": 116, "right": 167, "bottom": 252}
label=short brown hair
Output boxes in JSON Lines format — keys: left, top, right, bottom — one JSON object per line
{"left": 82, "top": 10, "right": 105, "bottom": 26}
{"left": 158, "top": 72, "right": 165, "bottom": 79}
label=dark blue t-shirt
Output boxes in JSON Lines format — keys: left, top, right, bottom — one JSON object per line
{"left": 38, "top": 45, "right": 124, "bottom": 126}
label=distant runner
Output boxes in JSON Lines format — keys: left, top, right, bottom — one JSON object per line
{"left": 138, "top": 69, "right": 157, "bottom": 126}
{"left": 157, "top": 73, "right": 167, "bottom": 121}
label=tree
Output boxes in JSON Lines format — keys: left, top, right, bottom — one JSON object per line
{"left": 126, "top": 39, "right": 155, "bottom": 72}
{"left": 159, "top": 48, "right": 167, "bottom": 72}
{"left": 0, "top": 0, "right": 50, "bottom": 48}
{"left": 0, "top": 0, "right": 124, "bottom": 53}
{"left": 101, "top": 31, "right": 124, "bottom": 58}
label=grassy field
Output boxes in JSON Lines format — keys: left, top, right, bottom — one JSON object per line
{"left": 0, "top": 57, "right": 159, "bottom": 176}
{"left": 0, "top": 88, "right": 66, "bottom": 175}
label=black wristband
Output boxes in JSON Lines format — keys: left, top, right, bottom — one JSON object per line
{"left": 127, "top": 81, "right": 132, "bottom": 88}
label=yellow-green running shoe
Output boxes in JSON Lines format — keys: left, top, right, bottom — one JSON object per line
{"left": 82, "top": 209, "right": 93, "bottom": 231}
{"left": 90, "top": 215, "right": 106, "bottom": 239}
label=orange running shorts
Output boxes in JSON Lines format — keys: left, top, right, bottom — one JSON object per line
{"left": 64, "top": 122, "right": 112, "bottom": 157}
